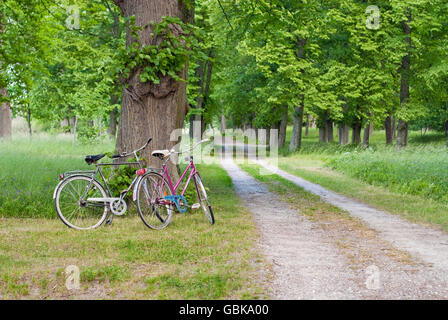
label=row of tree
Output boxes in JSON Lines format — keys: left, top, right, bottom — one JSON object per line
{"left": 1, "top": 0, "right": 448, "bottom": 158}
{"left": 201, "top": 0, "right": 448, "bottom": 150}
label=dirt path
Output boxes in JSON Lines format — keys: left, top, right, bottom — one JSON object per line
{"left": 258, "top": 160, "right": 448, "bottom": 273}
{"left": 221, "top": 159, "right": 364, "bottom": 299}
{"left": 221, "top": 158, "right": 448, "bottom": 299}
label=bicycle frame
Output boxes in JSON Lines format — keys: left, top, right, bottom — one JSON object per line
{"left": 53, "top": 160, "right": 146, "bottom": 203}
{"left": 163, "top": 158, "right": 199, "bottom": 197}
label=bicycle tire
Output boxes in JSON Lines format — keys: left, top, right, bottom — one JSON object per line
{"left": 54, "top": 175, "right": 108, "bottom": 230}
{"left": 194, "top": 173, "right": 215, "bottom": 225}
{"left": 136, "top": 172, "right": 174, "bottom": 230}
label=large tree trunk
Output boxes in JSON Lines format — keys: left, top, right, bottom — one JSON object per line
{"left": 114, "top": 0, "right": 193, "bottom": 179}
{"left": 278, "top": 105, "right": 288, "bottom": 148}
{"left": 385, "top": 114, "right": 393, "bottom": 145}
{"left": 397, "top": 9, "right": 412, "bottom": 148}
{"left": 289, "top": 105, "right": 304, "bottom": 152}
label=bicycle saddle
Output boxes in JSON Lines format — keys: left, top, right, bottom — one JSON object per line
{"left": 85, "top": 154, "right": 105, "bottom": 165}
{"left": 152, "top": 150, "right": 169, "bottom": 159}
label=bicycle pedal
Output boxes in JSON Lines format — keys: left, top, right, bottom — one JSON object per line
{"left": 191, "top": 203, "right": 201, "bottom": 210}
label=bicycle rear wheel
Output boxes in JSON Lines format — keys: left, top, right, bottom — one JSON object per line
{"left": 194, "top": 173, "right": 215, "bottom": 225}
{"left": 54, "top": 175, "right": 108, "bottom": 230}
{"left": 136, "top": 172, "right": 173, "bottom": 230}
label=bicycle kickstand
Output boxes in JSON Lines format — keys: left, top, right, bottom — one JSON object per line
{"left": 105, "top": 211, "right": 115, "bottom": 226}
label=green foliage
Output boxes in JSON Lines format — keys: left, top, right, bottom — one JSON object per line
{"left": 102, "top": 157, "right": 142, "bottom": 200}
{"left": 1, "top": 0, "right": 124, "bottom": 136}
{"left": 77, "top": 121, "right": 100, "bottom": 144}
{"left": 81, "top": 265, "right": 129, "bottom": 283}
{"left": 120, "top": 16, "right": 209, "bottom": 84}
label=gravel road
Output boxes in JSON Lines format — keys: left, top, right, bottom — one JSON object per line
{"left": 221, "top": 158, "right": 448, "bottom": 299}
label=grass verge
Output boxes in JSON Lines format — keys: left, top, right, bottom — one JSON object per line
{"left": 0, "top": 163, "right": 268, "bottom": 300}
{"left": 275, "top": 155, "right": 448, "bottom": 232}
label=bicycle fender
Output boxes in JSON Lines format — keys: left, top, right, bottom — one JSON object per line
{"left": 132, "top": 175, "right": 144, "bottom": 202}
{"left": 53, "top": 175, "right": 102, "bottom": 199}
{"left": 53, "top": 180, "right": 65, "bottom": 199}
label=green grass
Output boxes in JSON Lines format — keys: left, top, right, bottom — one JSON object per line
{"left": 327, "top": 145, "right": 448, "bottom": 202}
{"left": 0, "top": 134, "right": 115, "bottom": 218}
{"left": 0, "top": 136, "right": 267, "bottom": 299}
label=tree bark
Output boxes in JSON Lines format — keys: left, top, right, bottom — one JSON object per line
{"left": 363, "top": 122, "right": 371, "bottom": 147}
{"left": 397, "top": 9, "right": 412, "bottom": 148}
{"left": 392, "top": 116, "right": 397, "bottom": 139}
{"left": 0, "top": 87, "right": 11, "bottom": 139}
{"left": 189, "top": 59, "right": 205, "bottom": 140}
{"left": 201, "top": 54, "right": 213, "bottom": 135}
{"left": 278, "top": 105, "right": 288, "bottom": 148}
{"left": 319, "top": 126, "right": 326, "bottom": 143}
{"left": 338, "top": 124, "right": 350, "bottom": 145}
{"left": 352, "top": 122, "right": 362, "bottom": 145}
{"left": 326, "top": 119, "right": 334, "bottom": 142}
{"left": 319, "top": 112, "right": 329, "bottom": 143}
{"left": 445, "top": 119, "right": 448, "bottom": 149}
{"left": 108, "top": 106, "right": 118, "bottom": 137}
{"left": 26, "top": 104, "right": 32, "bottom": 137}
{"left": 114, "top": 0, "right": 193, "bottom": 179}
{"left": 385, "top": 114, "right": 393, "bottom": 145}
{"left": 288, "top": 38, "right": 307, "bottom": 151}
{"left": 220, "top": 114, "right": 226, "bottom": 135}
{"left": 446, "top": 102, "right": 448, "bottom": 149}
{"left": 305, "top": 114, "right": 310, "bottom": 136}
{"left": 289, "top": 105, "right": 304, "bottom": 152}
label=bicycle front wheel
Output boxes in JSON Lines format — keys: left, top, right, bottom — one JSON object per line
{"left": 194, "top": 174, "right": 215, "bottom": 225}
{"left": 54, "top": 175, "right": 108, "bottom": 230}
{"left": 136, "top": 173, "right": 174, "bottom": 230}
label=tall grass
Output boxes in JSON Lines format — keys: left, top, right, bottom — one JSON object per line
{"left": 0, "top": 134, "right": 114, "bottom": 218}
{"left": 328, "top": 144, "right": 448, "bottom": 202}
{"left": 285, "top": 128, "right": 448, "bottom": 203}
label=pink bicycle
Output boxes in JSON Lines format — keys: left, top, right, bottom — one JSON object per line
{"left": 134, "top": 138, "right": 214, "bottom": 229}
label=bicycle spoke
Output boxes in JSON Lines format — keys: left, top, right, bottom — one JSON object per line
{"left": 136, "top": 174, "right": 172, "bottom": 230}
{"left": 56, "top": 176, "right": 107, "bottom": 230}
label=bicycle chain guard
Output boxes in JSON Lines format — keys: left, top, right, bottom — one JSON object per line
{"left": 164, "top": 195, "right": 188, "bottom": 214}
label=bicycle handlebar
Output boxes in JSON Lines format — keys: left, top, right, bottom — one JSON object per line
{"left": 112, "top": 137, "right": 152, "bottom": 159}
{"left": 169, "top": 138, "right": 212, "bottom": 156}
